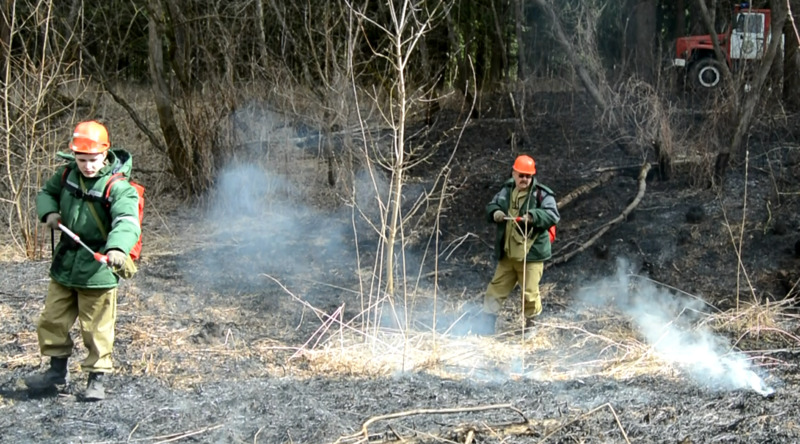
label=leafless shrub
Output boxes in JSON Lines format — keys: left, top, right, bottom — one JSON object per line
{"left": 613, "top": 78, "right": 685, "bottom": 163}
{"left": 341, "top": 0, "right": 467, "bottom": 345}
{"left": 0, "top": 0, "right": 93, "bottom": 259}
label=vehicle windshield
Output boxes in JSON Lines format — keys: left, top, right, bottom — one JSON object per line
{"left": 734, "top": 13, "right": 763, "bottom": 33}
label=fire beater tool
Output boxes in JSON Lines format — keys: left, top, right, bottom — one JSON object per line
{"left": 58, "top": 223, "right": 108, "bottom": 265}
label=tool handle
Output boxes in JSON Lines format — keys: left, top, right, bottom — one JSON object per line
{"left": 57, "top": 223, "right": 79, "bottom": 241}
{"left": 58, "top": 223, "right": 109, "bottom": 265}
{"left": 503, "top": 216, "right": 524, "bottom": 222}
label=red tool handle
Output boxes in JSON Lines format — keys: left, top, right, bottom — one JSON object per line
{"left": 58, "top": 223, "right": 109, "bottom": 265}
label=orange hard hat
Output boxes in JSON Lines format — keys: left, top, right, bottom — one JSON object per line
{"left": 69, "top": 121, "right": 110, "bottom": 154}
{"left": 512, "top": 155, "right": 536, "bottom": 175}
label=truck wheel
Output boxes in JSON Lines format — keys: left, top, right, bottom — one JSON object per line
{"left": 689, "top": 58, "right": 723, "bottom": 89}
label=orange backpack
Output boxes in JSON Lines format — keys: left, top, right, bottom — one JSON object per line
{"left": 105, "top": 173, "right": 145, "bottom": 260}
{"left": 536, "top": 187, "right": 557, "bottom": 242}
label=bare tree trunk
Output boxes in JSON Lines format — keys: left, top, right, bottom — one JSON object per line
{"left": 633, "top": 0, "right": 658, "bottom": 82}
{"left": 694, "top": 0, "right": 734, "bottom": 88}
{"left": 688, "top": 1, "right": 704, "bottom": 34}
{"left": 532, "top": 0, "right": 611, "bottom": 116}
{"left": 0, "top": 0, "right": 11, "bottom": 69}
{"left": 676, "top": 0, "right": 686, "bottom": 37}
{"left": 515, "top": 0, "right": 526, "bottom": 80}
{"left": 783, "top": 1, "right": 800, "bottom": 110}
{"left": 445, "top": 9, "right": 466, "bottom": 93}
{"left": 489, "top": 0, "right": 508, "bottom": 81}
{"left": 718, "top": 0, "right": 788, "bottom": 183}
{"left": 163, "top": 0, "right": 190, "bottom": 90}
{"left": 146, "top": 0, "right": 193, "bottom": 195}
{"left": 254, "top": 0, "right": 269, "bottom": 67}
{"left": 384, "top": 11, "right": 411, "bottom": 300}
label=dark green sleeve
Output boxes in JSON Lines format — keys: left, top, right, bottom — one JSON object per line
{"left": 486, "top": 186, "right": 510, "bottom": 223}
{"left": 36, "top": 166, "right": 67, "bottom": 221}
{"left": 104, "top": 180, "right": 142, "bottom": 255}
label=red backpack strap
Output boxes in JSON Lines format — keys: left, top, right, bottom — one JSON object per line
{"left": 61, "top": 165, "right": 70, "bottom": 187}
{"left": 104, "top": 173, "right": 127, "bottom": 201}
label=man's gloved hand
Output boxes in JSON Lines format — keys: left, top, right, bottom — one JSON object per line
{"left": 492, "top": 210, "right": 506, "bottom": 223}
{"left": 44, "top": 213, "right": 61, "bottom": 230}
{"left": 106, "top": 249, "right": 127, "bottom": 269}
{"left": 516, "top": 213, "right": 533, "bottom": 225}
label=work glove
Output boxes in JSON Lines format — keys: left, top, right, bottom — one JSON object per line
{"left": 492, "top": 210, "right": 506, "bottom": 223}
{"left": 44, "top": 213, "right": 61, "bottom": 230}
{"left": 106, "top": 249, "right": 127, "bottom": 269}
{"left": 516, "top": 213, "right": 533, "bottom": 225}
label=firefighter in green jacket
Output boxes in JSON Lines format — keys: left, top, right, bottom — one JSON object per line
{"left": 25, "top": 121, "right": 140, "bottom": 401}
{"left": 477, "top": 155, "right": 560, "bottom": 335}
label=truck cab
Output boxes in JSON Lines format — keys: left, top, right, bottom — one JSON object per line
{"left": 673, "top": 3, "right": 772, "bottom": 89}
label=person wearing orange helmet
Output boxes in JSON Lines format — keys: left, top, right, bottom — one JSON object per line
{"left": 475, "top": 154, "right": 560, "bottom": 335}
{"left": 25, "top": 120, "right": 141, "bottom": 401}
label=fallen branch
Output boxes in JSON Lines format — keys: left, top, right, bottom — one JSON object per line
{"left": 87, "top": 424, "right": 223, "bottom": 444}
{"left": 152, "top": 424, "right": 225, "bottom": 444}
{"left": 559, "top": 171, "right": 615, "bottom": 208}
{"left": 364, "top": 418, "right": 556, "bottom": 444}
{"left": 332, "top": 403, "right": 525, "bottom": 444}
{"left": 549, "top": 163, "right": 651, "bottom": 267}
{"left": 537, "top": 403, "right": 630, "bottom": 444}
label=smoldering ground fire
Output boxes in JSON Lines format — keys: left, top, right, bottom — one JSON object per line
{"left": 189, "top": 156, "right": 777, "bottom": 397}
{"left": 577, "top": 259, "right": 775, "bottom": 397}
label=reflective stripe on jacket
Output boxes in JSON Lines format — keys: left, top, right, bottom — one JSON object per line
{"left": 36, "top": 149, "right": 140, "bottom": 288}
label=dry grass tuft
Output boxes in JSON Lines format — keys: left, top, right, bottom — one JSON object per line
{"left": 0, "top": 329, "right": 40, "bottom": 370}
{"left": 704, "top": 297, "right": 800, "bottom": 349}
{"left": 283, "top": 313, "right": 680, "bottom": 384}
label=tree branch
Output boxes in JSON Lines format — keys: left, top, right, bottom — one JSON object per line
{"left": 549, "top": 163, "right": 651, "bottom": 267}
{"left": 80, "top": 45, "right": 166, "bottom": 154}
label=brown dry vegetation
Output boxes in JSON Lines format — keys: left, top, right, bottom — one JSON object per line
{"left": 1, "top": 86, "right": 800, "bottom": 443}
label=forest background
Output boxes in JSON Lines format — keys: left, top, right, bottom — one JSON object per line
{"left": 2, "top": 0, "right": 800, "bottom": 257}
{"left": 3, "top": 1, "right": 800, "bottom": 442}
{"left": 1, "top": 0, "right": 799, "bottom": 318}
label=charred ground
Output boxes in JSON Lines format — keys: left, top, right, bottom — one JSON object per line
{"left": 1, "top": 91, "right": 800, "bottom": 443}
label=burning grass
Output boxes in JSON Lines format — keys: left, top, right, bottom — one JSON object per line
{"left": 281, "top": 314, "right": 675, "bottom": 384}
{"left": 105, "top": 287, "right": 682, "bottom": 389}
{"left": 103, "top": 277, "right": 792, "bottom": 398}
{"left": 2, "top": 271, "right": 791, "bottom": 399}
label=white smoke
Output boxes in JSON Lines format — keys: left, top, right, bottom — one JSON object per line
{"left": 578, "top": 259, "right": 774, "bottom": 396}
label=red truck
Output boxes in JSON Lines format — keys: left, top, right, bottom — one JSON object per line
{"left": 673, "top": 3, "right": 776, "bottom": 89}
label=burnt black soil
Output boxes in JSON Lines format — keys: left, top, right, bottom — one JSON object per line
{"left": 2, "top": 91, "right": 800, "bottom": 443}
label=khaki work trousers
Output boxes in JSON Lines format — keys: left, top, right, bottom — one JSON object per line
{"left": 36, "top": 280, "right": 117, "bottom": 372}
{"left": 483, "top": 257, "right": 544, "bottom": 319}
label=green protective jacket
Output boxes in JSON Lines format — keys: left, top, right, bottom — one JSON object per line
{"left": 36, "top": 149, "right": 141, "bottom": 289}
{"left": 485, "top": 178, "right": 560, "bottom": 262}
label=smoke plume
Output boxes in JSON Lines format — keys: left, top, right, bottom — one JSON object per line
{"left": 578, "top": 259, "right": 774, "bottom": 396}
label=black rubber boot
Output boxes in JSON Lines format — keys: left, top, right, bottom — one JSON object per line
{"left": 24, "top": 356, "right": 68, "bottom": 390}
{"left": 83, "top": 372, "right": 106, "bottom": 401}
